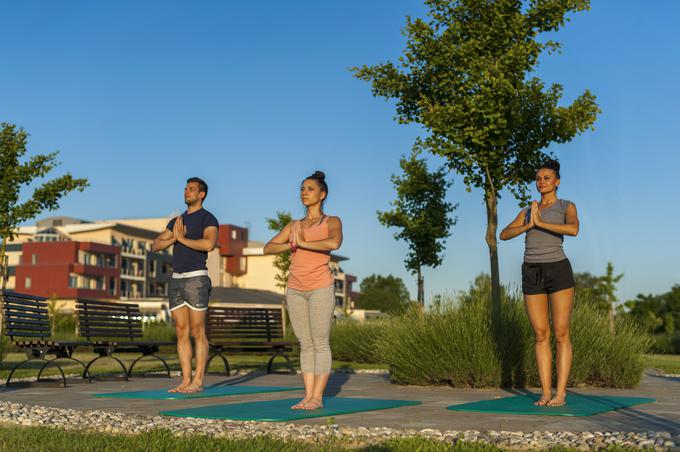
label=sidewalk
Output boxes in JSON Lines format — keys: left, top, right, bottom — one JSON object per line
{"left": 1, "top": 370, "right": 678, "bottom": 434}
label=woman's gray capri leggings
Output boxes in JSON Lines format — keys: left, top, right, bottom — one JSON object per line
{"left": 286, "top": 285, "right": 335, "bottom": 374}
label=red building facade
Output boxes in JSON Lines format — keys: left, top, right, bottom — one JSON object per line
{"left": 14, "top": 241, "right": 120, "bottom": 299}
{"left": 217, "top": 224, "right": 248, "bottom": 277}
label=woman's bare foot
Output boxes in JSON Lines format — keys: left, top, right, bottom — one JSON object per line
{"left": 168, "top": 381, "right": 191, "bottom": 393}
{"left": 302, "top": 397, "right": 323, "bottom": 410}
{"left": 180, "top": 382, "right": 203, "bottom": 394}
{"left": 534, "top": 393, "right": 552, "bottom": 406}
{"left": 291, "top": 397, "right": 312, "bottom": 410}
{"left": 547, "top": 393, "right": 566, "bottom": 407}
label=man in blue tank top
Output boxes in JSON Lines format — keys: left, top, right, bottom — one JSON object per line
{"left": 152, "top": 177, "right": 218, "bottom": 393}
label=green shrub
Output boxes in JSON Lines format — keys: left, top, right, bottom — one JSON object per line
{"left": 0, "top": 335, "right": 9, "bottom": 363}
{"left": 330, "top": 319, "right": 386, "bottom": 363}
{"left": 52, "top": 313, "right": 78, "bottom": 341}
{"left": 672, "top": 332, "right": 680, "bottom": 354}
{"left": 376, "top": 300, "right": 503, "bottom": 387}
{"left": 375, "top": 287, "right": 650, "bottom": 388}
{"left": 142, "top": 320, "right": 176, "bottom": 342}
{"left": 570, "top": 297, "right": 650, "bottom": 387}
{"left": 649, "top": 332, "right": 680, "bottom": 354}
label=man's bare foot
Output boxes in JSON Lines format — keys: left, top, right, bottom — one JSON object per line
{"left": 291, "top": 397, "right": 312, "bottom": 410}
{"left": 534, "top": 393, "right": 552, "bottom": 406}
{"left": 180, "top": 382, "right": 203, "bottom": 394}
{"left": 168, "top": 382, "right": 191, "bottom": 393}
{"left": 547, "top": 394, "right": 566, "bottom": 407}
{"left": 302, "top": 397, "right": 323, "bottom": 410}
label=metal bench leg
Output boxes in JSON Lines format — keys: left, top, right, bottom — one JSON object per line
{"left": 206, "top": 353, "right": 230, "bottom": 376}
{"left": 84, "top": 356, "right": 128, "bottom": 381}
{"left": 128, "top": 354, "right": 171, "bottom": 378}
{"left": 6, "top": 358, "right": 67, "bottom": 388}
{"left": 267, "top": 350, "right": 294, "bottom": 375}
{"left": 37, "top": 357, "right": 91, "bottom": 382}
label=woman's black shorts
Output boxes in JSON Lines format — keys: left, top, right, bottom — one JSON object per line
{"left": 521, "top": 259, "right": 574, "bottom": 295}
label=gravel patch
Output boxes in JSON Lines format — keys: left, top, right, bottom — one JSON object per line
{"left": 0, "top": 400, "right": 677, "bottom": 449}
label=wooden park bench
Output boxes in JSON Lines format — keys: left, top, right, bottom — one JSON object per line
{"left": 2, "top": 291, "right": 88, "bottom": 387}
{"left": 206, "top": 306, "right": 297, "bottom": 375}
{"left": 76, "top": 299, "right": 175, "bottom": 379}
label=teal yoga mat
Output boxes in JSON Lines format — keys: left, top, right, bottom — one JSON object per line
{"left": 447, "top": 393, "right": 655, "bottom": 416}
{"left": 95, "top": 385, "right": 303, "bottom": 400}
{"left": 161, "top": 397, "right": 421, "bottom": 421}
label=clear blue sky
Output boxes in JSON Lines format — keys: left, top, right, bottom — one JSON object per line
{"left": 2, "top": 1, "right": 678, "bottom": 304}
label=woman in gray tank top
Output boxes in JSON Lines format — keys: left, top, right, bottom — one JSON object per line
{"left": 500, "top": 159, "right": 580, "bottom": 407}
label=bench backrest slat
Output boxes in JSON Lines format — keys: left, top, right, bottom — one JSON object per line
{"left": 77, "top": 299, "right": 143, "bottom": 341}
{"left": 2, "top": 291, "right": 50, "bottom": 341}
{"left": 207, "top": 307, "right": 285, "bottom": 342}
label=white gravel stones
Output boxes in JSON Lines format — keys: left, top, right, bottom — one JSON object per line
{"left": 0, "top": 400, "right": 677, "bottom": 449}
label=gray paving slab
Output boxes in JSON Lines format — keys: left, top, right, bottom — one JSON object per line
{"left": 1, "top": 371, "right": 678, "bottom": 433}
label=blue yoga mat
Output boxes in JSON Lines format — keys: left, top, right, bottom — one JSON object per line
{"left": 447, "top": 393, "right": 655, "bottom": 416}
{"left": 95, "top": 385, "right": 303, "bottom": 400}
{"left": 161, "top": 397, "right": 422, "bottom": 421}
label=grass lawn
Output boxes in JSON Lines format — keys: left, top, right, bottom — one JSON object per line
{"left": 643, "top": 354, "right": 680, "bottom": 374}
{"left": 0, "top": 425, "right": 622, "bottom": 452}
{"left": 0, "top": 351, "right": 385, "bottom": 382}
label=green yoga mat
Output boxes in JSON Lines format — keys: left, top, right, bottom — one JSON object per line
{"left": 161, "top": 397, "right": 422, "bottom": 421}
{"left": 447, "top": 393, "right": 655, "bottom": 416}
{"left": 95, "top": 385, "right": 303, "bottom": 400}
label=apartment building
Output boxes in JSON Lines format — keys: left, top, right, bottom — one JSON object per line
{"left": 4, "top": 216, "right": 357, "bottom": 314}
{"left": 233, "top": 241, "right": 357, "bottom": 311}
{"left": 5, "top": 217, "right": 171, "bottom": 301}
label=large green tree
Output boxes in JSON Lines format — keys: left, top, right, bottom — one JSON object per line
{"left": 354, "top": 274, "right": 411, "bottom": 314}
{"left": 265, "top": 211, "right": 293, "bottom": 290}
{"left": 575, "top": 262, "right": 623, "bottom": 320}
{"left": 377, "top": 151, "right": 456, "bottom": 305}
{"left": 353, "top": 0, "right": 599, "bottom": 311}
{"left": 0, "top": 123, "right": 89, "bottom": 335}
{"left": 623, "top": 285, "right": 680, "bottom": 335}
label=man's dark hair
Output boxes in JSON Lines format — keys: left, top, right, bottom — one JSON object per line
{"left": 187, "top": 177, "right": 208, "bottom": 199}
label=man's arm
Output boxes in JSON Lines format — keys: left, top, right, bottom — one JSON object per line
{"left": 174, "top": 216, "right": 218, "bottom": 252}
{"left": 152, "top": 228, "right": 176, "bottom": 252}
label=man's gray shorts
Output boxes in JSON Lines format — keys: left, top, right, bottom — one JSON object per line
{"left": 169, "top": 275, "right": 211, "bottom": 312}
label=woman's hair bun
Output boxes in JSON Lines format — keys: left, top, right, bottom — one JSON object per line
{"left": 539, "top": 158, "right": 561, "bottom": 178}
{"left": 544, "top": 159, "right": 560, "bottom": 171}
{"left": 311, "top": 171, "right": 326, "bottom": 181}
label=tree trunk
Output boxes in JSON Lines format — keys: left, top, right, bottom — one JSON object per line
{"left": 484, "top": 188, "right": 501, "bottom": 316}
{"left": 0, "top": 239, "right": 8, "bottom": 339}
{"left": 417, "top": 267, "right": 424, "bottom": 308}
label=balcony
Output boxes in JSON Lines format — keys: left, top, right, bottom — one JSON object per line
{"left": 120, "top": 268, "right": 145, "bottom": 281}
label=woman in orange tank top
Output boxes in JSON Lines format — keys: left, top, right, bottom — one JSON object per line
{"left": 263, "top": 171, "right": 343, "bottom": 411}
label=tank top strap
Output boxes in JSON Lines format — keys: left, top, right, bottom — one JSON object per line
{"left": 318, "top": 215, "right": 329, "bottom": 226}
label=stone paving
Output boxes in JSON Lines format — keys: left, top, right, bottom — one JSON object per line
{"left": 1, "top": 370, "right": 678, "bottom": 434}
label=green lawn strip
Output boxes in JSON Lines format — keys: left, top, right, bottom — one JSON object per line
{"left": 0, "top": 425, "right": 622, "bottom": 452}
{"left": 0, "top": 352, "right": 385, "bottom": 380}
{"left": 643, "top": 354, "right": 680, "bottom": 374}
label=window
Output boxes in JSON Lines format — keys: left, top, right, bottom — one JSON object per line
{"left": 109, "top": 277, "right": 116, "bottom": 296}
{"left": 231, "top": 230, "right": 237, "bottom": 240}
{"left": 239, "top": 257, "right": 246, "bottom": 272}
{"left": 31, "top": 254, "right": 38, "bottom": 265}
{"left": 69, "top": 276, "right": 78, "bottom": 288}
{"left": 97, "top": 255, "right": 104, "bottom": 268}
{"left": 25, "top": 277, "right": 31, "bottom": 289}
{"left": 335, "top": 296, "right": 343, "bottom": 307}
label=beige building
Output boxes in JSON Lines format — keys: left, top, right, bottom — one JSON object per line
{"left": 234, "top": 241, "right": 357, "bottom": 311}
{"left": 5, "top": 216, "right": 358, "bottom": 317}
